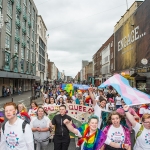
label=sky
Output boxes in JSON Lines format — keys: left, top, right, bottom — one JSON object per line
{"left": 34, "top": 0, "right": 140, "bottom": 77}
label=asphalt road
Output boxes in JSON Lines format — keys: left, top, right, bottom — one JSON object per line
{"left": 0, "top": 92, "right": 135, "bottom": 150}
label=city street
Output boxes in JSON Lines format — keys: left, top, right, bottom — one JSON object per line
{"left": 0, "top": 92, "right": 135, "bottom": 150}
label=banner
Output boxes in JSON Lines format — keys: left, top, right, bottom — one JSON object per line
{"left": 98, "top": 74, "right": 150, "bottom": 105}
{"left": 43, "top": 104, "right": 94, "bottom": 124}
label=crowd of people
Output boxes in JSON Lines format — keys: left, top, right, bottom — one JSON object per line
{"left": 0, "top": 83, "right": 150, "bottom": 150}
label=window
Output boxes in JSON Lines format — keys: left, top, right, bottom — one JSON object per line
{"left": 27, "top": 26, "right": 30, "bottom": 36}
{"left": 20, "top": 59, "right": 24, "bottom": 72}
{"left": 23, "top": 5, "right": 27, "bottom": 14}
{"left": 23, "top": 0, "right": 27, "bottom": 5}
{"left": 26, "top": 49, "right": 29, "bottom": 60}
{"left": 0, "top": 0, "right": 2, "bottom": 6}
{"left": 28, "top": 13, "right": 31, "bottom": 22}
{"left": 22, "top": 34, "right": 25, "bottom": 42}
{"left": 111, "top": 63, "right": 114, "bottom": 70}
{"left": 14, "top": 43, "right": 19, "bottom": 53}
{"left": 31, "top": 41, "right": 34, "bottom": 51}
{"left": 22, "top": 20, "right": 26, "bottom": 28}
{"left": 30, "top": 52, "right": 32, "bottom": 63}
{"left": 26, "top": 61, "right": 29, "bottom": 72}
{"left": 27, "top": 37, "right": 30, "bottom": 48}
{"left": 111, "top": 52, "right": 113, "bottom": 59}
{"left": 15, "top": 26, "right": 19, "bottom": 36}
{"left": 6, "top": 16, "right": 12, "bottom": 33}
{"left": 7, "top": 0, "right": 13, "bottom": 16}
{"left": 111, "top": 41, "right": 113, "bottom": 47}
{"left": 21, "top": 48, "right": 25, "bottom": 58}
{"left": 5, "top": 52, "right": 10, "bottom": 67}
{"left": 28, "top": 1, "right": 31, "bottom": 13}
{"left": 5, "top": 34, "right": 11, "bottom": 50}
{"left": 13, "top": 57, "right": 18, "bottom": 71}
{"left": 32, "top": 30, "right": 34, "bottom": 41}
{"left": 16, "top": 0, "right": 20, "bottom": 5}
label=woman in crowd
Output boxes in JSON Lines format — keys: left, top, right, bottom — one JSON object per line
{"left": 30, "top": 107, "right": 50, "bottom": 150}
{"left": 66, "top": 96, "right": 75, "bottom": 104}
{"left": 49, "top": 97, "right": 56, "bottom": 106}
{"left": 17, "top": 103, "right": 30, "bottom": 123}
{"left": 63, "top": 115, "right": 106, "bottom": 150}
{"left": 123, "top": 105, "right": 150, "bottom": 150}
{"left": 56, "top": 97, "right": 65, "bottom": 105}
{"left": 102, "top": 111, "right": 131, "bottom": 150}
{"left": 43, "top": 98, "right": 50, "bottom": 107}
{"left": 75, "top": 92, "right": 83, "bottom": 104}
{"left": 89, "top": 87, "right": 108, "bottom": 128}
{"left": 28, "top": 101, "right": 38, "bottom": 119}
{"left": 116, "top": 99, "right": 139, "bottom": 133}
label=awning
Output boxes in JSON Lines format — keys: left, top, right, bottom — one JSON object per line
{"left": 0, "top": 70, "right": 40, "bottom": 80}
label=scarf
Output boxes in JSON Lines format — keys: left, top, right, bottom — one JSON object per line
{"left": 77, "top": 123, "right": 106, "bottom": 150}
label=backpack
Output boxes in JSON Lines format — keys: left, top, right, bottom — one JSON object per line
{"left": 2, "top": 120, "right": 28, "bottom": 134}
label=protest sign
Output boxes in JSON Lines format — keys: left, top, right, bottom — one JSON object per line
{"left": 43, "top": 104, "right": 94, "bottom": 124}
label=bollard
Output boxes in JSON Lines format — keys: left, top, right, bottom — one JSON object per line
{"left": 12, "top": 97, "right": 13, "bottom": 102}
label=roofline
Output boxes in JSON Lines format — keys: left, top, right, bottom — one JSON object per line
{"left": 38, "top": 15, "right": 47, "bottom": 30}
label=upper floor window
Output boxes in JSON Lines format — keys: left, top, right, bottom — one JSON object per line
{"left": 5, "top": 34, "right": 11, "bottom": 50}
{"left": 6, "top": 16, "right": 12, "bottom": 33}
{"left": 7, "top": 0, "right": 13, "bottom": 16}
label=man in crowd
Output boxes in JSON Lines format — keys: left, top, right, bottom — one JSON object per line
{"left": 0, "top": 102, "right": 34, "bottom": 150}
{"left": 50, "top": 105, "right": 72, "bottom": 150}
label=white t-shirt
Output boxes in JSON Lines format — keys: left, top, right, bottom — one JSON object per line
{"left": 30, "top": 116, "right": 50, "bottom": 142}
{"left": 139, "top": 107, "right": 147, "bottom": 115}
{"left": 94, "top": 103, "right": 107, "bottom": 128}
{"left": 96, "top": 96, "right": 99, "bottom": 101}
{"left": 57, "top": 95, "right": 67, "bottom": 101}
{"left": 115, "top": 96, "right": 122, "bottom": 105}
{"left": 106, "top": 103, "right": 115, "bottom": 111}
{"left": 133, "top": 123, "right": 150, "bottom": 150}
{"left": 0, "top": 118, "right": 34, "bottom": 150}
{"left": 143, "top": 109, "right": 150, "bottom": 114}
{"left": 105, "top": 125, "right": 125, "bottom": 145}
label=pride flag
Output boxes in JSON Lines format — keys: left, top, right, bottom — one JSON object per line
{"left": 98, "top": 74, "right": 150, "bottom": 105}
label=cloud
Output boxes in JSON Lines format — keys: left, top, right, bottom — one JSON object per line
{"left": 34, "top": 0, "right": 137, "bottom": 77}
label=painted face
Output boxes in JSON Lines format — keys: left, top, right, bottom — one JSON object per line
{"left": 143, "top": 118, "right": 150, "bottom": 129}
{"left": 100, "top": 100, "right": 106, "bottom": 108}
{"left": 89, "top": 119, "right": 98, "bottom": 131}
{"left": 5, "top": 105, "right": 16, "bottom": 120}
{"left": 111, "top": 115, "right": 121, "bottom": 127}
{"left": 37, "top": 108, "right": 44, "bottom": 118}
{"left": 59, "top": 107, "right": 66, "bottom": 115}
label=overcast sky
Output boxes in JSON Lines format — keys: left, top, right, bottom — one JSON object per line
{"left": 34, "top": 0, "right": 140, "bottom": 77}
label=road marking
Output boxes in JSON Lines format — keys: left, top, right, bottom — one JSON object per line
{"left": 18, "top": 100, "right": 24, "bottom": 102}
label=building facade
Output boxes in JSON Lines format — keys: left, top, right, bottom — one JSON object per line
{"left": 114, "top": 1, "right": 150, "bottom": 90}
{"left": 36, "top": 15, "right": 47, "bottom": 85}
{"left": 0, "top": 0, "right": 39, "bottom": 96}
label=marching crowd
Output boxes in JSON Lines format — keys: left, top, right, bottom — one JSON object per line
{"left": 0, "top": 84, "right": 150, "bottom": 150}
